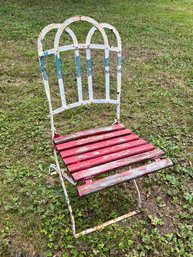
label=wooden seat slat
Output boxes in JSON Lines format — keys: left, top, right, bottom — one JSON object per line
{"left": 63, "top": 139, "right": 147, "bottom": 165}
{"left": 56, "top": 129, "right": 132, "bottom": 151}
{"left": 72, "top": 149, "right": 164, "bottom": 181}
{"left": 77, "top": 159, "right": 173, "bottom": 197}
{"left": 54, "top": 124, "right": 125, "bottom": 144}
{"left": 68, "top": 143, "right": 154, "bottom": 173}
{"left": 60, "top": 134, "right": 139, "bottom": 158}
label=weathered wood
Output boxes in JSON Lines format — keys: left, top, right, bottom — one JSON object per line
{"left": 56, "top": 129, "right": 132, "bottom": 151}
{"left": 60, "top": 134, "right": 139, "bottom": 158}
{"left": 72, "top": 149, "right": 164, "bottom": 181}
{"left": 77, "top": 158, "right": 173, "bottom": 196}
{"left": 54, "top": 124, "right": 125, "bottom": 144}
{"left": 68, "top": 143, "right": 154, "bottom": 173}
{"left": 64, "top": 139, "right": 147, "bottom": 165}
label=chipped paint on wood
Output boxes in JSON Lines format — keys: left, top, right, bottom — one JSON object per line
{"left": 72, "top": 149, "right": 164, "bottom": 181}
{"left": 60, "top": 133, "right": 139, "bottom": 158}
{"left": 77, "top": 158, "right": 173, "bottom": 196}
{"left": 54, "top": 124, "right": 125, "bottom": 144}
{"left": 64, "top": 139, "right": 147, "bottom": 165}
{"left": 68, "top": 143, "right": 155, "bottom": 173}
{"left": 56, "top": 129, "right": 132, "bottom": 151}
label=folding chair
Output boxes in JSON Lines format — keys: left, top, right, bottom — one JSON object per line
{"left": 37, "top": 16, "right": 173, "bottom": 238}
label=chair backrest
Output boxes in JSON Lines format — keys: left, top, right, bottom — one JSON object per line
{"left": 37, "top": 16, "right": 122, "bottom": 134}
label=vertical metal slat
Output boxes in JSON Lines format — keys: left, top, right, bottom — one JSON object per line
{"left": 86, "top": 48, "right": 93, "bottom": 101}
{"left": 75, "top": 49, "right": 83, "bottom": 103}
{"left": 105, "top": 48, "right": 110, "bottom": 101}
{"left": 55, "top": 53, "right": 66, "bottom": 107}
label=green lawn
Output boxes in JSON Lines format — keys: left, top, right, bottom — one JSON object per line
{"left": 0, "top": 0, "right": 193, "bottom": 256}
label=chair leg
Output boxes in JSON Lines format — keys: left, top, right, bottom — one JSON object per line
{"left": 59, "top": 171, "right": 77, "bottom": 238}
{"left": 59, "top": 178, "right": 141, "bottom": 238}
{"left": 53, "top": 143, "right": 142, "bottom": 238}
{"left": 51, "top": 149, "right": 77, "bottom": 237}
{"left": 133, "top": 179, "right": 142, "bottom": 209}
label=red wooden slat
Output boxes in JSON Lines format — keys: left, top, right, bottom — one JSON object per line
{"left": 68, "top": 143, "right": 154, "bottom": 173}
{"left": 77, "top": 158, "right": 173, "bottom": 197}
{"left": 72, "top": 149, "right": 164, "bottom": 181}
{"left": 64, "top": 139, "right": 147, "bottom": 165}
{"left": 54, "top": 124, "right": 125, "bottom": 144}
{"left": 60, "top": 134, "right": 138, "bottom": 158}
{"left": 56, "top": 129, "right": 132, "bottom": 151}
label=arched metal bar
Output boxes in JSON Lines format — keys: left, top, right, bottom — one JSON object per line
{"left": 86, "top": 25, "right": 110, "bottom": 101}
{"left": 54, "top": 16, "right": 109, "bottom": 104}
{"left": 38, "top": 23, "right": 62, "bottom": 55}
{"left": 65, "top": 27, "right": 78, "bottom": 46}
{"left": 54, "top": 16, "right": 109, "bottom": 49}
{"left": 100, "top": 23, "right": 122, "bottom": 50}
{"left": 86, "top": 26, "right": 97, "bottom": 45}
{"left": 86, "top": 23, "right": 121, "bottom": 50}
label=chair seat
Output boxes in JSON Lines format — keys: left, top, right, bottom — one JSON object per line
{"left": 54, "top": 124, "right": 173, "bottom": 197}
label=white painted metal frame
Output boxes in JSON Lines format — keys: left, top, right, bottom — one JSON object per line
{"left": 37, "top": 16, "right": 141, "bottom": 238}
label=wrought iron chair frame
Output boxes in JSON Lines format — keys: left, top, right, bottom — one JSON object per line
{"left": 37, "top": 16, "right": 170, "bottom": 238}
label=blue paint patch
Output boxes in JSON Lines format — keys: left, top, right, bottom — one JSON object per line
{"left": 43, "top": 51, "right": 49, "bottom": 57}
{"left": 55, "top": 55, "right": 63, "bottom": 79}
{"left": 105, "top": 57, "right": 110, "bottom": 74}
{"left": 117, "top": 56, "right": 122, "bottom": 73}
{"left": 117, "top": 56, "right": 122, "bottom": 66}
{"left": 39, "top": 58, "right": 48, "bottom": 81}
{"left": 86, "top": 58, "right": 92, "bottom": 76}
{"left": 105, "top": 57, "right": 110, "bottom": 67}
{"left": 75, "top": 55, "right": 81, "bottom": 78}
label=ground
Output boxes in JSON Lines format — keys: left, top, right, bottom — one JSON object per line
{"left": 0, "top": 0, "right": 193, "bottom": 256}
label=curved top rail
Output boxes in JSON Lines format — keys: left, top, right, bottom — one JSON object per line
{"left": 86, "top": 26, "right": 97, "bottom": 45}
{"left": 101, "top": 23, "right": 122, "bottom": 51}
{"left": 38, "top": 23, "right": 61, "bottom": 54}
{"left": 38, "top": 24, "right": 79, "bottom": 55}
{"left": 86, "top": 23, "right": 122, "bottom": 51}
{"left": 54, "top": 16, "right": 109, "bottom": 50}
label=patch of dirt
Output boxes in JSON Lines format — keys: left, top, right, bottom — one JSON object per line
{"left": 141, "top": 184, "right": 179, "bottom": 234}
{"left": 150, "top": 72, "right": 185, "bottom": 88}
{"left": 124, "top": 47, "right": 161, "bottom": 64}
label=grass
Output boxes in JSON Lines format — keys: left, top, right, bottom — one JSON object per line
{"left": 0, "top": 0, "right": 193, "bottom": 256}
